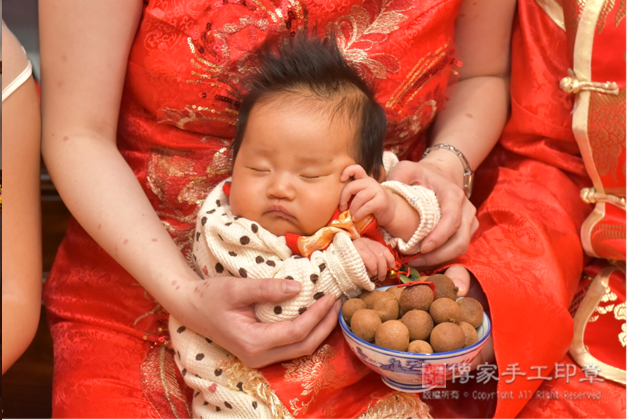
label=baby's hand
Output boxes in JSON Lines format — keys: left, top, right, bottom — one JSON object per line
{"left": 353, "top": 237, "right": 395, "bottom": 282}
{"left": 340, "top": 165, "right": 396, "bottom": 226}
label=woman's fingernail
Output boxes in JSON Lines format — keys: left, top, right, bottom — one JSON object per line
{"left": 453, "top": 280, "right": 466, "bottom": 296}
{"left": 283, "top": 281, "right": 301, "bottom": 293}
{"left": 421, "top": 242, "right": 434, "bottom": 254}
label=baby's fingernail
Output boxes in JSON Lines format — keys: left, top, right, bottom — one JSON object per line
{"left": 421, "top": 242, "right": 434, "bottom": 254}
{"left": 283, "top": 281, "right": 301, "bottom": 293}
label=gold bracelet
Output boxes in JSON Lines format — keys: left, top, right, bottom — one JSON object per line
{"left": 421, "top": 144, "right": 474, "bottom": 198}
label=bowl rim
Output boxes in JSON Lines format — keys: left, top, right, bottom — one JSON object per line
{"left": 339, "top": 286, "right": 491, "bottom": 358}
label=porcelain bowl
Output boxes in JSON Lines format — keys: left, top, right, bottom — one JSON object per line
{"left": 339, "top": 286, "right": 491, "bottom": 392}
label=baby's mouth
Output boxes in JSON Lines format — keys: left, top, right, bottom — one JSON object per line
{"left": 266, "top": 204, "right": 295, "bottom": 219}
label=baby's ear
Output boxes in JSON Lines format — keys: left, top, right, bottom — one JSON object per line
{"left": 377, "top": 165, "right": 386, "bottom": 183}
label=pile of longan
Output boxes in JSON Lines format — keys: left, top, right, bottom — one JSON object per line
{"left": 342, "top": 274, "right": 484, "bottom": 353}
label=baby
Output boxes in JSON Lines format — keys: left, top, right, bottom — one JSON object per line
{"left": 170, "top": 33, "right": 440, "bottom": 418}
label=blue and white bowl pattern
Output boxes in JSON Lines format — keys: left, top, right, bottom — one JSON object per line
{"left": 339, "top": 288, "right": 491, "bottom": 393}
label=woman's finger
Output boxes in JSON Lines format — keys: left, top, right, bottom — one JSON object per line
{"left": 247, "top": 297, "right": 341, "bottom": 367}
{"left": 443, "top": 264, "right": 471, "bottom": 297}
{"left": 419, "top": 186, "right": 467, "bottom": 254}
{"left": 229, "top": 277, "right": 303, "bottom": 307}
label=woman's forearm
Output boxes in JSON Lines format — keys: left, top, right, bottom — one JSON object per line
{"left": 424, "top": 0, "right": 515, "bottom": 188}
{"left": 42, "top": 135, "right": 199, "bottom": 316}
{"left": 2, "top": 296, "right": 41, "bottom": 374}
{"left": 39, "top": 0, "right": 197, "bottom": 317}
{"left": 426, "top": 74, "right": 510, "bottom": 188}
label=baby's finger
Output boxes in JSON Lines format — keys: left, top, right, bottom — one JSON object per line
{"left": 341, "top": 164, "right": 368, "bottom": 182}
{"left": 348, "top": 189, "right": 376, "bottom": 221}
{"left": 383, "top": 246, "right": 395, "bottom": 269}
{"left": 339, "top": 180, "right": 364, "bottom": 211}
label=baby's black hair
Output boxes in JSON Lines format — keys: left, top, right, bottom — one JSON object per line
{"left": 232, "top": 31, "right": 386, "bottom": 180}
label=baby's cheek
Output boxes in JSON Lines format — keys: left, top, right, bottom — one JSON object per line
{"left": 228, "top": 187, "right": 246, "bottom": 218}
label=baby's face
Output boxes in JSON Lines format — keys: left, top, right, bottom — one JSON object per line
{"left": 230, "top": 99, "right": 358, "bottom": 236}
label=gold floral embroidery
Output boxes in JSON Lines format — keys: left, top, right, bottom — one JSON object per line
{"left": 282, "top": 344, "right": 348, "bottom": 416}
{"left": 564, "top": 0, "right": 623, "bottom": 35}
{"left": 359, "top": 392, "right": 432, "bottom": 419}
{"left": 328, "top": 0, "right": 413, "bottom": 79}
{"left": 598, "top": 0, "right": 616, "bottom": 31}
{"left": 141, "top": 346, "right": 192, "bottom": 419}
{"left": 216, "top": 354, "right": 294, "bottom": 419}
{"left": 160, "top": 106, "right": 237, "bottom": 129}
{"left": 617, "top": 0, "right": 626, "bottom": 25}
{"left": 588, "top": 89, "right": 626, "bottom": 181}
{"left": 206, "top": 146, "right": 232, "bottom": 176}
{"left": 386, "top": 46, "right": 448, "bottom": 110}
{"left": 597, "top": 0, "right": 626, "bottom": 30}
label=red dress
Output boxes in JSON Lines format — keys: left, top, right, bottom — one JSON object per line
{"left": 43, "top": 0, "right": 462, "bottom": 417}
{"left": 427, "top": 0, "right": 626, "bottom": 418}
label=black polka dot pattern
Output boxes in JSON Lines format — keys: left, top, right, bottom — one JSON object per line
{"left": 195, "top": 391, "right": 200, "bottom": 398}
{"left": 299, "top": 307, "right": 308, "bottom": 315}
{"left": 225, "top": 222, "right": 232, "bottom": 226}
{"left": 177, "top": 326, "right": 186, "bottom": 333}
{"left": 196, "top": 232, "right": 201, "bottom": 241}
{"left": 314, "top": 292, "right": 324, "bottom": 300}
{"left": 224, "top": 402, "right": 233, "bottom": 409}
{"left": 216, "top": 406, "right": 221, "bottom": 412}
{"left": 203, "top": 401, "right": 209, "bottom": 406}
{"left": 256, "top": 256, "right": 264, "bottom": 264}
{"left": 201, "top": 217, "right": 208, "bottom": 226}
{"left": 240, "top": 236, "right": 250, "bottom": 245}
{"left": 207, "top": 209, "right": 216, "bottom": 214}
{"left": 196, "top": 353, "right": 205, "bottom": 361}
{"left": 266, "top": 260, "right": 276, "bottom": 267}
{"left": 215, "top": 368, "right": 223, "bottom": 376}
{"left": 216, "top": 199, "right": 221, "bottom": 207}
{"left": 218, "top": 234, "right": 224, "bottom": 241}
{"left": 234, "top": 216, "right": 241, "bottom": 220}
{"left": 229, "top": 251, "right": 237, "bottom": 257}
{"left": 252, "top": 401, "right": 258, "bottom": 409}
{"left": 182, "top": 368, "right": 187, "bottom": 376}
{"left": 274, "top": 306, "right": 282, "bottom": 314}
{"left": 237, "top": 382, "right": 244, "bottom": 392}
{"left": 251, "top": 223, "right": 259, "bottom": 233}
{"left": 239, "top": 267, "right": 248, "bottom": 278}
{"left": 205, "top": 337, "right": 212, "bottom": 344}
{"left": 310, "top": 274, "right": 319, "bottom": 284}
{"left": 319, "top": 263, "right": 326, "bottom": 272}
{"left": 285, "top": 276, "right": 294, "bottom": 280}
{"left": 215, "top": 263, "right": 224, "bottom": 273}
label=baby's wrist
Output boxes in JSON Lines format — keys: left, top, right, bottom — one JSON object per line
{"left": 376, "top": 190, "right": 400, "bottom": 228}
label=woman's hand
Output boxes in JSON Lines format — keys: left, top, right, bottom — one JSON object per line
{"left": 387, "top": 159, "right": 479, "bottom": 267}
{"left": 172, "top": 276, "right": 341, "bottom": 368}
